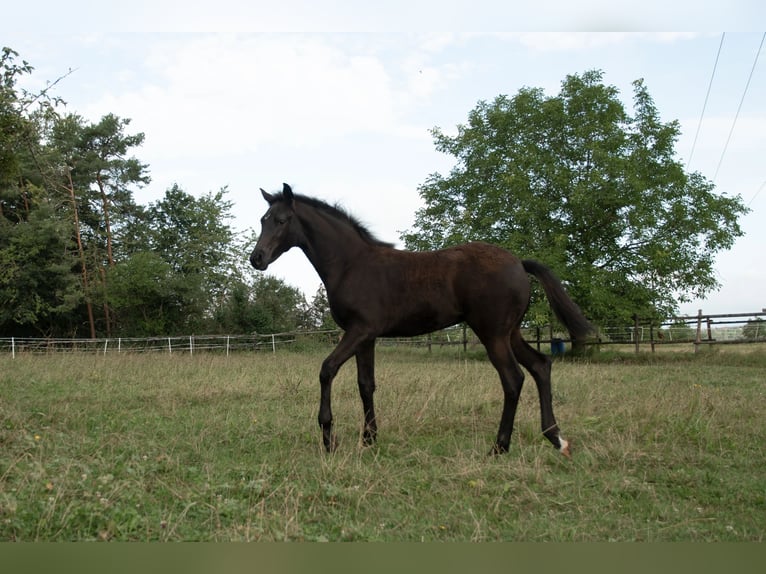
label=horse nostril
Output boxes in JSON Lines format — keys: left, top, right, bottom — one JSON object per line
{"left": 250, "top": 251, "right": 263, "bottom": 269}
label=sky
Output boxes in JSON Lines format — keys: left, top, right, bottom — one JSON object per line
{"left": 4, "top": 2, "right": 766, "bottom": 319}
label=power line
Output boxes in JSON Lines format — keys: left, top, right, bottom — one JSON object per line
{"left": 747, "top": 180, "right": 766, "bottom": 208}
{"left": 712, "top": 32, "right": 766, "bottom": 183}
{"left": 687, "top": 33, "right": 725, "bottom": 170}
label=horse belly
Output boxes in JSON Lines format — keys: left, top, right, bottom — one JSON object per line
{"left": 382, "top": 316, "right": 460, "bottom": 338}
{"left": 380, "top": 284, "right": 462, "bottom": 337}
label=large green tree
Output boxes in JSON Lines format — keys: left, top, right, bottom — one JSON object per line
{"left": 213, "top": 274, "right": 309, "bottom": 335}
{"left": 65, "top": 113, "right": 150, "bottom": 267}
{"left": 1, "top": 46, "right": 325, "bottom": 338}
{"left": 0, "top": 48, "right": 81, "bottom": 336}
{"left": 105, "top": 184, "right": 241, "bottom": 335}
{"left": 44, "top": 112, "right": 150, "bottom": 336}
{"left": 402, "top": 70, "right": 749, "bottom": 327}
{"left": 145, "top": 185, "right": 237, "bottom": 303}
{"left": 1, "top": 48, "right": 33, "bottom": 206}
{"left": 0, "top": 201, "right": 80, "bottom": 335}
{"left": 105, "top": 251, "right": 190, "bottom": 336}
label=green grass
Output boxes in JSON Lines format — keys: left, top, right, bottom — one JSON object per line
{"left": 1, "top": 346, "right": 764, "bottom": 541}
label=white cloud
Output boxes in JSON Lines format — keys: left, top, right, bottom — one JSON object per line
{"left": 79, "top": 34, "right": 468, "bottom": 165}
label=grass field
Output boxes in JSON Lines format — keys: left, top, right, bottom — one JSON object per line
{"left": 1, "top": 345, "right": 764, "bottom": 541}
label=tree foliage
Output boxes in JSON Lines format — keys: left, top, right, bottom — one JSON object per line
{"left": 0, "top": 202, "right": 79, "bottom": 335}
{"left": 0, "top": 46, "right": 309, "bottom": 338}
{"left": 308, "top": 284, "right": 337, "bottom": 330}
{"left": 402, "top": 70, "right": 749, "bottom": 326}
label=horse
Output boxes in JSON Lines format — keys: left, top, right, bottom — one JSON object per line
{"left": 250, "top": 183, "right": 592, "bottom": 457}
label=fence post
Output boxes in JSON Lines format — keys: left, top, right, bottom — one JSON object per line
{"left": 272, "top": 334, "right": 276, "bottom": 353}
{"left": 190, "top": 335, "right": 194, "bottom": 355}
{"left": 226, "top": 336, "right": 230, "bottom": 357}
{"left": 536, "top": 326, "right": 541, "bottom": 352}
{"left": 462, "top": 323, "right": 467, "bottom": 353}
{"left": 168, "top": 337, "right": 172, "bottom": 354}
{"left": 104, "top": 339, "right": 109, "bottom": 355}
{"left": 695, "top": 309, "right": 702, "bottom": 353}
{"left": 650, "top": 321, "right": 655, "bottom": 353}
{"left": 633, "top": 314, "right": 640, "bottom": 354}
{"left": 11, "top": 337, "right": 15, "bottom": 359}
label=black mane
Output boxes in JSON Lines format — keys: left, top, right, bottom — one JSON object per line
{"left": 274, "top": 192, "right": 394, "bottom": 248}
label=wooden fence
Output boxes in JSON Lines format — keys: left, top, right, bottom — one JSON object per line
{"left": 599, "top": 310, "right": 766, "bottom": 353}
{"left": 2, "top": 310, "right": 764, "bottom": 357}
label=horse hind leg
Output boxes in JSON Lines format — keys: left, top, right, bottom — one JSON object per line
{"left": 510, "top": 330, "right": 571, "bottom": 458}
{"left": 480, "top": 333, "right": 526, "bottom": 455}
{"left": 355, "top": 339, "right": 378, "bottom": 446}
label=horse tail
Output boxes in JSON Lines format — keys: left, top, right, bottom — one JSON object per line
{"left": 522, "top": 259, "right": 592, "bottom": 343}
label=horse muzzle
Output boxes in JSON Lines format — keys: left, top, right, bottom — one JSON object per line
{"left": 250, "top": 249, "right": 269, "bottom": 271}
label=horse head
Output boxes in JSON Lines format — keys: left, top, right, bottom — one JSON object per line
{"left": 250, "top": 183, "right": 299, "bottom": 271}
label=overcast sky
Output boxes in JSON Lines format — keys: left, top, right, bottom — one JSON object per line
{"left": 5, "top": 2, "right": 765, "bottom": 317}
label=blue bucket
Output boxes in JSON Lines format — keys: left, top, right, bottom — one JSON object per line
{"left": 551, "top": 338, "right": 565, "bottom": 356}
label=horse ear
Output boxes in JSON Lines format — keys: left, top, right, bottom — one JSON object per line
{"left": 282, "top": 183, "right": 295, "bottom": 207}
{"left": 260, "top": 188, "right": 275, "bottom": 204}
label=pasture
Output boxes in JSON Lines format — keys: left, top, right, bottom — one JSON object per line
{"left": 1, "top": 346, "right": 764, "bottom": 541}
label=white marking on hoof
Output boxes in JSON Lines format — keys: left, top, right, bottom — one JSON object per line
{"left": 559, "top": 437, "right": 571, "bottom": 458}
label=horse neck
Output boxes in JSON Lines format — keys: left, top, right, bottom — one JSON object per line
{"left": 296, "top": 205, "right": 371, "bottom": 289}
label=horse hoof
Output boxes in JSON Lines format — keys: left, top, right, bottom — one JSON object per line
{"left": 488, "top": 444, "right": 508, "bottom": 456}
{"left": 361, "top": 430, "right": 377, "bottom": 447}
{"left": 323, "top": 434, "right": 339, "bottom": 453}
{"left": 559, "top": 438, "right": 572, "bottom": 458}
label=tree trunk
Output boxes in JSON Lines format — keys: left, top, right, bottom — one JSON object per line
{"left": 66, "top": 169, "right": 96, "bottom": 339}
{"left": 96, "top": 173, "right": 114, "bottom": 335}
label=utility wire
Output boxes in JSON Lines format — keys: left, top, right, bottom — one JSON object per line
{"left": 687, "top": 33, "right": 725, "bottom": 170}
{"left": 747, "top": 180, "right": 765, "bottom": 208}
{"left": 712, "top": 32, "right": 766, "bottom": 183}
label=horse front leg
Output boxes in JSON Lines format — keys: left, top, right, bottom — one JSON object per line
{"left": 318, "top": 330, "right": 370, "bottom": 452}
{"left": 355, "top": 339, "right": 378, "bottom": 446}
{"left": 318, "top": 357, "right": 338, "bottom": 452}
